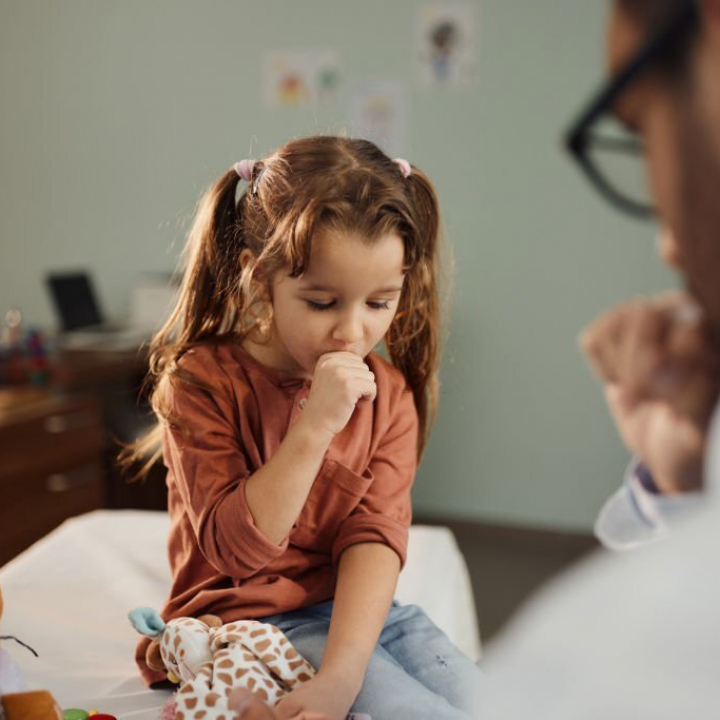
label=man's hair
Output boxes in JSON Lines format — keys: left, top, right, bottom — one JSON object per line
{"left": 620, "top": 0, "right": 699, "bottom": 75}
{"left": 622, "top": 0, "right": 686, "bottom": 23}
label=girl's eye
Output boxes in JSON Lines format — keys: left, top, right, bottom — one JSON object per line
{"left": 306, "top": 300, "right": 335, "bottom": 311}
{"left": 305, "top": 300, "right": 391, "bottom": 311}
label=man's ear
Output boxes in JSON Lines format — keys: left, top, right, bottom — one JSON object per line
{"left": 701, "top": 0, "right": 720, "bottom": 29}
{"left": 699, "top": 0, "right": 720, "bottom": 67}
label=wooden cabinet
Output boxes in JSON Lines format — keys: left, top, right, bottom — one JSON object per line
{"left": 51, "top": 348, "right": 168, "bottom": 513}
{"left": 0, "top": 392, "right": 104, "bottom": 566}
{"left": 0, "top": 349, "right": 168, "bottom": 567}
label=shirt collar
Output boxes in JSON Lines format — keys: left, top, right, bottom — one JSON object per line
{"left": 231, "top": 340, "right": 311, "bottom": 390}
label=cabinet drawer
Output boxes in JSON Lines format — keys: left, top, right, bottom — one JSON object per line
{"left": 0, "top": 461, "right": 103, "bottom": 566}
{"left": 0, "top": 399, "right": 103, "bottom": 481}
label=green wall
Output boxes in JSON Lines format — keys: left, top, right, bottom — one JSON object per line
{"left": 0, "top": 0, "right": 674, "bottom": 531}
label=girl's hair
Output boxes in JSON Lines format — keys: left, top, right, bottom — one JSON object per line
{"left": 122, "top": 136, "right": 443, "bottom": 478}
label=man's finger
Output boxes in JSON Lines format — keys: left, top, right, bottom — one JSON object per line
{"left": 622, "top": 304, "right": 672, "bottom": 400}
{"left": 579, "top": 304, "right": 630, "bottom": 382}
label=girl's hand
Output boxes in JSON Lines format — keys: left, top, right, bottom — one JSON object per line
{"left": 272, "top": 671, "right": 357, "bottom": 720}
{"left": 580, "top": 291, "right": 720, "bottom": 493}
{"left": 227, "top": 688, "right": 330, "bottom": 720}
{"left": 299, "top": 352, "right": 377, "bottom": 439}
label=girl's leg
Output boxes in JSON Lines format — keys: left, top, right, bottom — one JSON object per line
{"left": 378, "top": 603, "right": 482, "bottom": 715}
{"left": 277, "top": 614, "right": 472, "bottom": 720}
{"left": 259, "top": 601, "right": 478, "bottom": 718}
{"left": 352, "top": 643, "right": 472, "bottom": 720}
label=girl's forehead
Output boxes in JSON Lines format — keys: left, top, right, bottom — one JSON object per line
{"left": 304, "top": 229, "right": 405, "bottom": 278}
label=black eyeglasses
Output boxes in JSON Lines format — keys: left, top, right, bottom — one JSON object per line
{"left": 565, "top": 0, "right": 698, "bottom": 220}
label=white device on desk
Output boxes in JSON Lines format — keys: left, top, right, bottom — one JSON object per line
{"left": 46, "top": 271, "right": 176, "bottom": 351}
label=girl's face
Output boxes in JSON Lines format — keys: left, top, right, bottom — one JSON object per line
{"left": 267, "top": 228, "right": 406, "bottom": 377}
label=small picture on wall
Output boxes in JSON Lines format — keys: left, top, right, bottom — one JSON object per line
{"left": 263, "top": 51, "right": 341, "bottom": 107}
{"left": 349, "top": 80, "right": 407, "bottom": 158}
{"left": 417, "top": 4, "right": 478, "bottom": 87}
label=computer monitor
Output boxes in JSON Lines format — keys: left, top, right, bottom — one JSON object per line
{"left": 46, "top": 272, "right": 104, "bottom": 331}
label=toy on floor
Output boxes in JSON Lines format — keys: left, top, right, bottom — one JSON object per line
{"left": 0, "top": 584, "right": 62, "bottom": 720}
{"left": 130, "top": 607, "right": 315, "bottom": 719}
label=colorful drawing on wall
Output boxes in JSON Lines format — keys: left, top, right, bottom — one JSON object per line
{"left": 349, "top": 80, "right": 407, "bottom": 157}
{"left": 417, "top": 5, "right": 478, "bottom": 87}
{"left": 264, "top": 51, "right": 341, "bottom": 107}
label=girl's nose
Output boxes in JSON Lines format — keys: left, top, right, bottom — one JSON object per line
{"left": 332, "top": 311, "right": 364, "bottom": 344}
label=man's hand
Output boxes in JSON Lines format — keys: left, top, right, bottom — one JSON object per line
{"left": 580, "top": 291, "right": 720, "bottom": 493}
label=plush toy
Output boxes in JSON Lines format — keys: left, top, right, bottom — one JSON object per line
{"left": 130, "top": 608, "right": 316, "bottom": 720}
{"left": 0, "top": 585, "right": 62, "bottom": 720}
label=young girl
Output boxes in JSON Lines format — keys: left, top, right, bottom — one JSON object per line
{"left": 128, "top": 136, "right": 480, "bottom": 719}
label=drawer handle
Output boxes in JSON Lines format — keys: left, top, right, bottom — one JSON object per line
{"left": 44, "top": 410, "right": 95, "bottom": 434}
{"left": 46, "top": 465, "right": 98, "bottom": 493}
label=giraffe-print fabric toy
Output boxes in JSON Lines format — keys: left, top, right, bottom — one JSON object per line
{"left": 129, "top": 608, "right": 316, "bottom": 719}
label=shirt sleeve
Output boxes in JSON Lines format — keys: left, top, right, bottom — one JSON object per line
{"left": 164, "top": 353, "right": 288, "bottom": 578}
{"left": 331, "top": 385, "right": 419, "bottom": 569}
{"left": 594, "top": 456, "right": 704, "bottom": 551}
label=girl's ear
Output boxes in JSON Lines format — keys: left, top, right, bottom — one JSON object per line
{"left": 239, "top": 248, "right": 256, "bottom": 272}
{"left": 146, "top": 641, "right": 166, "bottom": 672}
{"left": 239, "top": 248, "right": 269, "bottom": 301}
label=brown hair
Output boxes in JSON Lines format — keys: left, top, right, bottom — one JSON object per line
{"left": 122, "top": 136, "right": 444, "bottom": 477}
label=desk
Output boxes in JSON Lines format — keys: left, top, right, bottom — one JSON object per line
{"left": 0, "top": 349, "right": 167, "bottom": 566}
{"left": 51, "top": 348, "right": 147, "bottom": 390}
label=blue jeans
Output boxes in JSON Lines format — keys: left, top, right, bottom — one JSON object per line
{"left": 258, "top": 600, "right": 481, "bottom": 719}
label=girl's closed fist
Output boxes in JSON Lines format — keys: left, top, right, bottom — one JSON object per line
{"left": 300, "top": 352, "right": 377, "bottom": 439}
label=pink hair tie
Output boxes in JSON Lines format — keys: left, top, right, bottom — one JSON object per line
{"left": 392, "top": 158, "right": 412, "bottom": 178}
{"left": 234, "top": 158, "right": 257, "bottom": 182}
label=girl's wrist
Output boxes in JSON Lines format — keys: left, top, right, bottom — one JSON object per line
{"left": 316, "top": 663, "right": 364, "bottom": 698}
{"left": 292, "top": 413, "right": 336, "bottom": 449}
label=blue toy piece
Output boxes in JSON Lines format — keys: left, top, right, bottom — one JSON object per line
{"left": 128, "top": 607, "right": 166, "bottom": 638}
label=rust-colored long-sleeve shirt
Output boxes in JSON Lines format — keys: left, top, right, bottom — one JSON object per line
{"left": 136, "top": 337, "right": 418, "bottom": 684}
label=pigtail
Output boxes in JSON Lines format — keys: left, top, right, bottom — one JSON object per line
{"left": 119, "top": 169, "right": 246, "bottom": 479}
{"left": 386, "top": 167, "right": 443, "bottom": 460}
{"left": 164, "top": 169, "right": 244, "bottom": 346}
